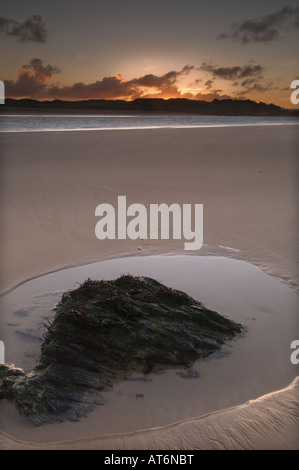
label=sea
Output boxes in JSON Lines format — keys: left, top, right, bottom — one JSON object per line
{"left": 0, "top": 113, "right": 299, "bottom": 132}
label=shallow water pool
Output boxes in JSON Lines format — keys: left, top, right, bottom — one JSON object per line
{"left": 0, "top": 255, "right": 298, "bottom": 443}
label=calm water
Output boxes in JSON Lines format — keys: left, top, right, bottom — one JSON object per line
{"left": 1, "top": 114, "right": 299, "bottom": 132}
{"left": 0, "top": 255, "right": 298, "bottom": 442}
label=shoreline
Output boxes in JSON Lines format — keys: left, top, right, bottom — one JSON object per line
{"left": 0, "top": 126, "right": 298, "bottom": 449}
{"left": 1, "top": 377, "right": 298, "bottom": 450}
{"left": 1, "top": 119, "right": 299, "bottom": 135}
{"left": 0, "top": 246, "right": 298, "bottom": 299}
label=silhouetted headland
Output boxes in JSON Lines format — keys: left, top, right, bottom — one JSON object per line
{"left": 2, "top": 97, "right": 299, "bottom": 116}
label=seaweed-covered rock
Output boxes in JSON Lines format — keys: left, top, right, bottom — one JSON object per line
{"left": 0, "top": 275, "right": 242, "bottom": 425}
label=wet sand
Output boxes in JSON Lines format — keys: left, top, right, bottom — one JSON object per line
{"left": 1, "top": 126, "right": 298, "bottom": 296}
{"left": 0, "top": 126, "right": 298, "bottom": 449}
{"left": 1, "top": 377, "right": 298, "bottom": 450}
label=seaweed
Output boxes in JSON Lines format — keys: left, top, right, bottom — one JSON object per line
{"left": 0, "top": 275, "right": 242, "bottom": 425}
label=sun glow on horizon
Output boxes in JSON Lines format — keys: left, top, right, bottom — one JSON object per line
{"left": 178, "top": 87, "right": 205, "bottom": 95}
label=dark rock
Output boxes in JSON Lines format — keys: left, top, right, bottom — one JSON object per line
{"left": 0, "top": 275, "right": 242, "bottom": 425}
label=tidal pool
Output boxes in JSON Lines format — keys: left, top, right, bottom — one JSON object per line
{"left": 0, "top": 255, "right": 298, "bottom": 443}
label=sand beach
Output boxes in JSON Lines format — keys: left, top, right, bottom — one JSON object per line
{"left": 0, "top": 125, "right": 298, "bottom": 449}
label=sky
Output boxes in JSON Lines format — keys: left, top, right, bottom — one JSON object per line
{"left": 1, "top": 0, "right": 299, "bottom": 108}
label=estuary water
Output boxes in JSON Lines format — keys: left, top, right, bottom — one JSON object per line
{"left": 1, "top": 114, "right": 299, "bottom": 132}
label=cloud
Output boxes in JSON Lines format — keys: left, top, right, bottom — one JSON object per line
{"left": 5, "top": 62, "right": 195, "bottom": 100}
{"left": 204, "top": 80, "right": 213, "bottom": 89}
{"left": 127, "top": 65, "right": 195, "bottom": 99}
{"left": 4, "top": 58, "right": 60, "bottom": 98}
{"left": 199, "top": 62, "right": 264, "bottom": 81}
{"left": 198, "top": 61, "right": 276, "bottom": 99}
{"left": 0, "top": 15, "right": 47, "bottom": 42}
{"left": 236, "top": 80, "right": 277, "bottom": 97}
{"left": 218, "top": 6, "right": 299, "bottom": 43}
{"left": 129, "top": 65, "right": 194, "bottom": 89}
{"left": 4, "top": 59, "right": 273, "bottom": 102}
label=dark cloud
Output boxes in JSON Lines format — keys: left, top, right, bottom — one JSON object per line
{"left": 46, "top": 75, "right": 135, "bottom": 100}
{"left": 236, "top": 81, "right": 277, "bottom": 97}
{"left": 129, "top": 64, "right": 194, "bottom": 89}
{"left": 5, "top": 63, "right": 194, "bottom": 100}
{"left": 199, "top": 61, "right": 275, "bottom": 99}
{"left": 199, "top": 62, "right": 264, "bottom": 81}
{"left": 0, "top": 15, "right": 47, "bottom": 43}
{"left": 204, "top": 80, "right": 213, "bottom": 89}
{"left": 127, "top": 64, "right": 194, "bottom": 99}
{"left": 46, "top": 67, "right": 194, "bottom": 101}
{"left": 4, "top": 59, "right": 60, "bottom": 98}
{"left": 5, "top": 59, "right": 272, "bottom": 102}
{"left": 218, "top": 6, "right": 299, "bottom": 43}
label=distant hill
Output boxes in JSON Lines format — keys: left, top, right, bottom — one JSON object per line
{"left": 1, "top": 97, "right": 299, "bottom": 116}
